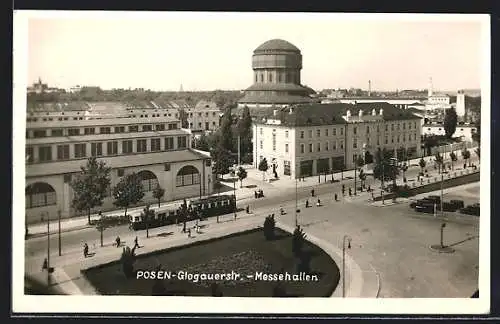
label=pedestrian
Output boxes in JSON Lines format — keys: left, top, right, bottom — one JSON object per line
{"left": 246, "top": 205, "right": 250, "bottom": 214}
{"left": 368, "top": 185, "right": 371, "bottom": 192}
{"left": 188, "top": 228, "right": 191, "bottom": 238}
{"left": 342, "top": 184, "right": 345, "bottom": 195}
{"left": 311, "top": 189, "right": 315, "bottom": 197}
{"left": 305, "top": 199, "right": 309, "bottom": 208}
{"left": 134, "top": 236, "right": 140, "bottom": 249}
{"left": 83, "top": 243, "right": 89, "bottom": 258}
{"left": 42, "top": 258, "right": 48, "bottom": 271}
{"left": 254, "top": 191, "right": 258, "bottom": 199}
{"left": 115, "top": 236, "right": 121, "bottom": 248}
{"left": 334, "top": 193, "right": 338, "bottom": 201}
{"left": 316, "top": 199, "right": 321, "bottom": 207}
{"left": 349, "top": 188, "right": 352, "bottom": 196}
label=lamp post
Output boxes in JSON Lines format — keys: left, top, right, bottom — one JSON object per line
{"left": 295, "top": 172, "right": 299, "bottom": 227}
{"left": 390, "top": 158, "right": 397, "bottom": 203}
{"left": 440, "top": 223, "right": 446, "bottom": 248}
{"left": 354, "top": 163, "right": 357, "bottom": 196}
{"left": 46, "top": 212, "right": 51, "bottom": 285}
{"left": 58, "top": 210, "right": 61, "bottom": 256}
{"left": 440, "top": 172, "right": 444, "bottom": 217}
{"left": 381, "top": 157, "right": 385, "bottom": 205}
{"left": 342, "top": 235, "right": 352, "bottom": 298}
{"left": 233, "top": 171, "right": 237, "bottom": 220}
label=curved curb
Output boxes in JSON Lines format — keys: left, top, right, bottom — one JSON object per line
{"left": 276, "top": 222, "right": 378, "bottom": 298}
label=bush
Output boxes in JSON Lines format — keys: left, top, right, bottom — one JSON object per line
{"left": 292, "top": 225, "right": 307, "bottom": 257}
{"left": 120, "top": 246, "right": 137, "bottom": 279}
{"left": 263, "top": 215, "right": 276, "bottom": 240}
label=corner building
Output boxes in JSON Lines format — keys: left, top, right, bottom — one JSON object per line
{"left": 238, "top": 39, "right": 313, "bottom": 110}
{"left": 25, "top": 114, "right": 214, "bottom": 223}
{"left": 252, "top": 103, "right": 422, "bottom": 179}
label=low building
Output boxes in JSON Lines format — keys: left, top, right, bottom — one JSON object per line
{"left": 25, "top": 113, "right": 214, "bottom": 222}
{"left": 252, "top": 102, "right": 422, "bottom": 179}
{"left": 422, "top": 122, "right": 478, "bottom": 141}
{"left": 185, "top": 100, "right": 222, "bottom": 133}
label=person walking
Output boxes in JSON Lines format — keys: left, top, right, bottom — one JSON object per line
{"left": 246, "top": 205, "right": 250, "bottom": 214}
{"left": 334, "top": 193, "right": 338, "bottom": 202}
{"left": 83, "top": 243, "right": 89, "bottom": 258}
{"left": 311, "top": 189, "right": 315, "bottom": 197}
{"left": 316, "top": 198, "right": 321, "bottom": 207}
{"left": 115, "top": 236, "right": 121, "bottom": 248}
{"left": 134, "top": 236, "right": 140, "bottom": 249}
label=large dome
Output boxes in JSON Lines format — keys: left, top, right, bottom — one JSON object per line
{"left": 254, "top": 39, "right": 300, "bottom": 52}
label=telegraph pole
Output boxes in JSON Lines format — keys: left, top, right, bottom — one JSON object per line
{"left": 58, "top": 210, "right": 61, "bottom": 256}
{"left": 46, "top": 212, "right": 50, "bottom": 285}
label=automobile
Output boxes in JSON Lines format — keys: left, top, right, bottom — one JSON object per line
{"left": 450, "top": 199, "right": 465, "bottom": 210}
{"left": 460, "top": 204, "right": 480, "bottom": 216}
{"left": 442, "top": 201, "right": 458, "bottom": 212}
{"left": 410, "top": 198, "right": 433, "bottom": 209}
{"left": 414, "top": 203, "right": 436, "bottom": 213}
{"left": 426, "top": 195, "right": 441, "bottom": 203}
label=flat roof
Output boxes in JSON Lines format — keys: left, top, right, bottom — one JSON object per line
{"left": 26, "top": 116, "right": 181, "bottom": 129}
{"left": 26, "top": 149, "right": 208, "bottom": 177}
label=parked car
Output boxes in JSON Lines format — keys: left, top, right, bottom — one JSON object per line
{"left": 414, "top": 203, "right": 436, "bottom": 214}
{"left": 460, "top": 204, "right": 480, "bottom": 216}
{"left": 450, "top": 199, "right": 465, "bottom": 210}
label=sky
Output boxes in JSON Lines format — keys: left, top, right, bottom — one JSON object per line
{"left": 21, "top": 11, "right": 487, "bottom": 92}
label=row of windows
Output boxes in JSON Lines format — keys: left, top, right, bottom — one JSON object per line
{"left": 26, "top": 136, "right": 188, "bottom": 163}
{"left": 188, "top": 112, "right": 218, "bottom": 118}
{"left": 298, "top": 141, "right": 345, "bottom": 154}
{"left": 27, "top": 123, "right": 179, "bottom": 138}
{"left": 254, "top": 71, "right": 299, "bottom": 84}
{"left": 188, "top": 121, "right": 219, "bottom": 129}
{"left": 259, "top": 122, "right": 419, "bottom": 140}
{"left": 26, "top": 112, "right": 184, "bottom": 123}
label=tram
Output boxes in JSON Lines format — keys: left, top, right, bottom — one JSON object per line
{"left": 129, "top": 194, "right": 236, "bottom": 231}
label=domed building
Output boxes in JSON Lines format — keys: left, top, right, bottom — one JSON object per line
{"left": 238, "top": 39, "right": 315, "bottom": 110}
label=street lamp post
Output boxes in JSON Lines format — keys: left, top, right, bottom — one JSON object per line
{"left": 440, "top": 223, "right": 446, "bottom": 248}
{"left": 440, "top": 173, "right": 444, "bottom": 217}
{"left": 58, "top": 210, "right": 61, "bottom": 256}
{"left": 233, "top": 172, "right": 237, "bottom": 220}
{"left": 381, "top": 159, "right": 385, "bottom": 205}
{"left": 354, "top": 164, "right": 357, "bottom": 196}
{"left": 295, "top": 173, "right": 298, "bottom": 227}
{"left": 46, "top": 212, "right": 51, "bottom": 285}
{"left": 342, "top": 235, "right": 352, "bottom": 298}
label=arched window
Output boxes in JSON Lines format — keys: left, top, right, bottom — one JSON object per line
{"left": 25, "top": 182, "right": 56, "bottom": 208}
{"left": 137, "top": 170, "right": 158, "bottom": 192}
{"left": 176, "top": 165, "right": 200, "bottom": 187}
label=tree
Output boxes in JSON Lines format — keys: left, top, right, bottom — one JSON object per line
{"left": 475, "top": 148, "right": 480, "bottom": 159}
{"left": 194, "top": 134, "right": 211, "bottom": 151}
{"left": 236, "top": 166, "right": 247, "bottom": 188}
{"left": 292, "top": 225, "right": 307, "bottom": 257}
{"left": 419, "top": 157, "right": 426, "bottom": 172}
{"left": 258, "top": 158, "right": 269, "bottom": 181}
{"left": 178, "top": 108, "right": 189, "bottom": 128}
{"left": 423, "top": 136, "right": 438, "bottom": 156}
{"left": 152, "top": 185, "right": 165, "bottom": 208}
{"left": 70, "top": 157, "right": 111, "bottom": 224}
{"left": 236, "top": 106, "right": 253, "bottom": 158}
{"left": 373, "top": 148, "right": 399, "bottom": 182}
{"left": 263, "top": 214, "right": 276, "bottom": 240}
{"left": 356, "top": 155, "right": 365, "bottom": 168}
{"left": 443, "top": 108, "right": 458, "bottom": 138}
{"left": 211, "top": 145, "right": 232, "bottom": 179}
{"left": 141, "top": 204, "right": 154, "bottom": 238}
{"left": 112, "top": 172, "right": 145, "bottom": 218}
{"left": 120, "top": 246, "right": 137, "bottom": 279}
{"left": 219, "top": 110, "right": 234, "bottom": 152}
{"left": 358, "top": 168, "right": 366, "bottom": 187}
{"left": 364, "top": 151, "right": 374, "bottom": 164}
{"left": 450, "top": 152, "right": 457, "bottom": 170}
{"left": 462, "top": 149, "right": 471, "bottom": 166}
{"left": 434, "top": 153, "right": 444, "bottom": 174}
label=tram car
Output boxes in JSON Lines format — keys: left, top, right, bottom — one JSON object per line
{"left": 129, "top": 194, "right": 236, "bottom": 231}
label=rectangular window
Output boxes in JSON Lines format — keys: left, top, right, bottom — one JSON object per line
{"left": 33, "top": 130, "right": 47, "bottom": 138}
{"left": 403, "top": 123, "right": 406, "bottom": 130}
{"left": 391, "top": 124, "right": 395, "bottom": 131}
{"left": 300, "top": 144, "right": 305, "bottom": 154}
{"left": 122, "top": 140, "right": 133, "bottom": 154}
{"left": 84, "top": 127, "right": 95, "bottom": 135}
{"left": 308, "top": 130, "right": 313, "bottom": 138}
{"left": 26, "top": 147, "right": 34, "bottom": 163}
{"left": 168, "top": 123, "right": 178, "bottom": 130}
{"left": 142, "top": 124, "right": 153, "bottom": 132}
{"left": 285, "top": 130, "right": 289, "bottom": 138}
{"left": 333, "top": 141, "right": 337, "bottom": 150}
{"left": 397, "top": 135, "right": 400, "bottom": 143}
{"left": 353, "top": 127, "right": 357, "bottom": 135}
{"left": 340, "top": 128, "right": 344, "bottom": 135}
{"left": 317, "top": 143, "right": 321, "bottom": 152}
{"left": 325, "top": 129, "right": 329, "bottom": 136}
{"left": 57, "top": 145, "right": 69, "bottom": 160}
{"left": 385, "top": 124, "right": 388, "bottom": 132}
{"left": 260, "top": 128, "right": 263, "bottom": 135}
{"left": 114, "top": 126, "right": 125, "bottom": 133}
{"left": 155, "top": 124, "right": 165, "bottom": 131}
{"left": 260, "top": 140, "right": 263, "bottom": 149}
{"left": 177, "top": 136, "right": 187, "bottom": 149}
{"left": 391, "top": 136, "right": 394, "bottom": 143}
{"left": 285, "top": 143, "right": 289, "bottom": 153}
{"left": 325, "top": 142, "right": 329, "bottom": 151}
{"left": 377, "top": 137, "right": 380, "bottom": 145}
{"left": 205, "top": 122, "right": 209, "bottom": 130}
{"left": 333, "top": 128, "right": 337, "bottom": 136}
{"left": 151, "top": 138, "right": 161, "bottom": 151}
{"left": 68, "top": 128, "right": 80, "bottom": 136}
{"left": 300, "top": 131, "right": 304, "bottom": 139}
{"left": 100, "top": 127, "right": 111, "bottom": 134}
{"left": 402, "top": 134, "right": 406, "bottom": 142}
{"left": 353, "top": 139, "right": 357, "bottom": 149}
{"left": 414, "top": 122, "right": 417, "bottom": 128}
{"left": 284, "top": 161, "right": 291, "bottom": 176}
{"left": 74, "top": 143, "right": 86, "bottom": 158}
{"left": 91, "top": 143, "right": 103, "bottom": 156}
{"left": 272, "top": 134, "right": 276, "bottom": 151}
{"left": 129, "top": 125, "right": 139, "bottom": 132}
{"left": 366, "top": 126, "right": 370, "bottom": 134}
{"left": 397, "top": 124, "right": 400, "bottom": 130}
{"left": 377, "top": 125, "right": 380, "bottom": 133}
{"left": 316, "top": 129, "right": 320, "bottom": 137}
{"left": 165, "top": 137, "right": 174, "bottom": 150}
{"left": 309, "top": 143, "right": 313, "bottom": 152}
{"left": 51, "top": 129, "right": 63, "bottom": 137}
{"left": 340, "top": 141, "right": 344, "bottom": 149}
{"left": 137, "top": 139, "right": 147, "bottom": 152}
{"left": 107, "top": 141, "right": 118, "bottom": 155}
{"left": 38, "top": 146, "right": 52, "bottom": 162}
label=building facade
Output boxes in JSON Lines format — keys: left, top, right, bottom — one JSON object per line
{"left": 252, "top": 103, "right": 422, "bottom": 179}
{"left": 185, "top": 100, "right": 222, "bottom": 133}
{"left": 238, "top": 39, "right": 314, "bottom": 109}
{"left": 25, "top": 114, "right": 214, "bottom": 223}
{"left": 422, "top": 122, "right": 478, "bottom": 141}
